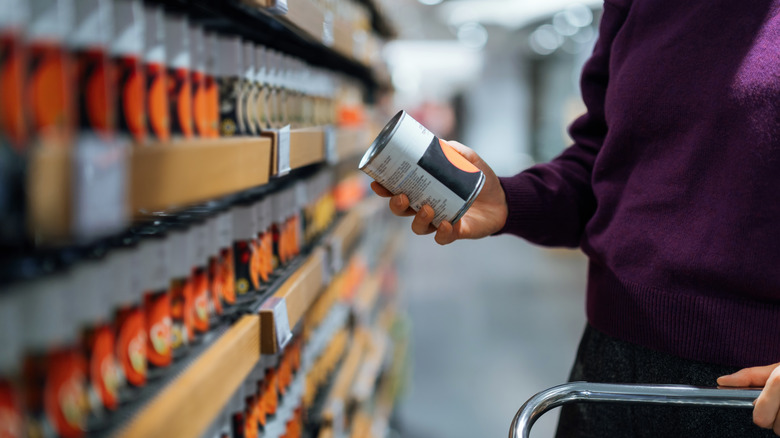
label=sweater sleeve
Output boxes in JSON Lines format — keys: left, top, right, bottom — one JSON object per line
{"left": 496, "top": 1, "right": 628, "bottom": 247}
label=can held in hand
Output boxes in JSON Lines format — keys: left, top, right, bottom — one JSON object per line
{"left": 359, "top": 110, "right": 485, "bottom": 226}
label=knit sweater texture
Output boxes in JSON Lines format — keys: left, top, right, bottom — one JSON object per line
{"left": 497, "top": 0, "right": 780, "bottom": 367}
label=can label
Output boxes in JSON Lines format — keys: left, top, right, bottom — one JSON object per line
{"left": 146, "top": 62, "right": 170, "bottom": 141}
{"left": 192, "top": 268, "right": 210, "bottom": 333}
{"left": 204, "top": 75, "right": 219, "bottom": 138}
{"left": 220, "top": 248, "right": 237, "bottom": 305}
{"left": 86, "top": 325, "right": 121, "bottom": 411}
{"left": 0, "top": 32, "right": 27, "bottom": 150}
{"left": 0, "top": 379, "right": 23, "bottom": 438}
{"left": 218, "top": 77, "right": 241, "bottom": 137}
{"left": 115, "top": 55, "right": 146, "bottom": 142}
{"left": 167, "top": 67, "right": 193, "bottom": 138}
{"left": 76, "top": 49, "right": 115, "bottom": 136}
{"left": 27, "top": 43, "right": 73, "bottom": 140}
{"left": 144, "top": 291, "right": 172, "bottom": 368}
{"left": 360, "top": 111, "right": 485, "bottom": 226}
{"left": 192, "top": 70, "right": 209, "bottom": 137}
{"left": 116, "top": 306, "right": 147, "bottom": 387}
{"left": 44, "top": 349, "right": 88, "bottom": 438}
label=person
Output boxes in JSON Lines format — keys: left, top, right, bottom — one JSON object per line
{"left": 370, "top": 0, "right": 780, "bottom": 436}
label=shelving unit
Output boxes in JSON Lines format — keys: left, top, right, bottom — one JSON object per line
{"left": 1, "top": 1, "right": 406, "bottom": 437}
{"left": 116, "top": 316, "right": 260, "bottom": 438}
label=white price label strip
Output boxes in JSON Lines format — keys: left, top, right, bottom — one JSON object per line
{"left": 277, "top": 125, "right": 291, "bottom": 176}
{"left": 262, "top": 297, "right": 292, "bottom": 350}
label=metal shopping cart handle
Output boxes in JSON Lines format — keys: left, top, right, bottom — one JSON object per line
{"left": 509, "top": 382, "right": 762, "bottom": 438}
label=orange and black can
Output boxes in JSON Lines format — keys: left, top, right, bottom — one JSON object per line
{"left": 26, "top": 1, "right": 75, "bottom": 143}
{"left": 71, "top": 0, "right": 116, "bottom": 137}
{"left": 164, "top": 16, "right": 193, "bottom": 139}
{"left": 204, "top": 33, "right": 220, "bottom": 138}
{"left": 360, "top": 110, "right": 485, "bottom": 227}
{"left": 190, "top": 25, "right": 210, "bottom": 138}
{"left": 217, "top": 36, "right": 242, "bottom": 137}
{"left": 111, "top": 0, "right": 146, "bottom": 143}
{"left": 0, "top": 3, "right": 28, "bottom": 151}
{"left": 143, "top": 5, "right": 169, "bottom": 141}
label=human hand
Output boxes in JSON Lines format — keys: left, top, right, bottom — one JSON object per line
{"left": 369, "top": 141, "right": 508, "bottom": 245}
{"left": 718, "top": 363, "right": 780, "bottom": 434}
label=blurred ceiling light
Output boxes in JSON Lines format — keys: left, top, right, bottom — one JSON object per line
{"left": 564, "top": 3, "right": 594, "bottom": 27}
{"left": 418, "top": 0, "right": 443, "bottom": 5}
{"left": 552, "top": 11, "right": 577, "bottom": 36}
{"left": 457, "top": 22, "right": 489, "bottom": 49}
{"left": 529, "top": 24, "right": 563, "bottom": 55}
{"left": 443, "top": 0, "right": 600, "bottom": 29}
{"left": 571, "top": 25, "right": 595, "bottom": 44}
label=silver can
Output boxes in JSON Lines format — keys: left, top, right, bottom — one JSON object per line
{"left": 359, "top": 110, "right": 485, "bottom": 226}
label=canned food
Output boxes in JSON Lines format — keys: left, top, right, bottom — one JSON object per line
{"left": 359, "top": 110, "right": 485, "bottom": 226}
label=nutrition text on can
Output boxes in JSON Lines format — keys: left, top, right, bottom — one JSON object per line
{"left": 359, "top": 110, "right": 485, "bottom": 227}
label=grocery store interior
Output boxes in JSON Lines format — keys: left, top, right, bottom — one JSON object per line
{"left": 0, "top": 0, "right": 600, "bottom": 437}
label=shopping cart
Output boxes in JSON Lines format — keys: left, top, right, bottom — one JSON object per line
{"left": 509, "top": 382, "right": 762, "bottom": 438}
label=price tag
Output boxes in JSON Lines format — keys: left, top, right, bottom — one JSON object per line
{"left": 330, "top": 238, "right": 343, "bottom": 275}
{"left": 72, "top": 135, "right": 128, "bottom": 240}
{"left": 266, "top": 0, "right": 288, "bottom": 14}
{"left": 262, "top": 297, "right": 292, "bottom": 350}
{"left": 322, "top": 11, "right": 334, "bottom": 47}
{"left": 277, "top": 125, "right": 291, "bottom": 176}
{"left": 325, "top": 125, "right": 337, "bottom": 164}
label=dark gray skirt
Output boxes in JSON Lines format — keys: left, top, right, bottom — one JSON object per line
{"left": 555, "top": 325, "right": 775, "bottom": 438}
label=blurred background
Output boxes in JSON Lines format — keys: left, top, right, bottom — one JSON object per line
{"left": 373, "top": 0, "right": 601, "bottom": 436}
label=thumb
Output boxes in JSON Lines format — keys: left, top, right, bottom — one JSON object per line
{"left": 718, "top": 363, "right": 779, "bottom": 387}
{"left": 443, "top": 140, "right": 482, "bottom": 166}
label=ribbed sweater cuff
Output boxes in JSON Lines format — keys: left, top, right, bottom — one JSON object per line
{"left": 495, "top": 175, "right": 545, "bottom": 236}
{"left": 587, "top": 262, "right": 780, "bottom": 368}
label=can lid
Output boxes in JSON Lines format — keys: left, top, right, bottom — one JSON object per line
{"left": 111, "top": 0, "right": 143, "bottom": 56}
{"left": 359, "top": 110, "right": 405, "bottom": 170}
{"left": 254, "top": 45, "right": 266, "bottom": 83}
{"left": 242, "top": 41, "right": 255, "bottom": 80}
{"left": 143, "top": 5, "right": 164, "bottom": 63}
{"left": 29, "top": 0, "right": 74, "bottom": 41}
{"left": 190, "top": 24, "right": 205, "bottom": 73}
{"left": 204, "top": 32, "right": 218, "bottom": 77}
{"left": 20, "top": 274, "right": 71, "bottom": 351}
{"left": 265, "top": 49, "right": 277, "bottom": 87}
{"left": 217, "top": 35, "right": 242, "bottom": 78}
{"left": 109, "top": 247, "right": 135, "bottom": 307}
{"left": 0, "top": 0, "right": 29, "bottom": 29}
{"left": 69, "top": 0, "right": 112, "bottom": 49}
{"left": 168, "top": 226, "right": 192, "bottom": 279}
{"left": 231, "top": 204, "right": 257, "bottom": 241}
{"left": 0, "top": 287, "right": 24, "bottom": 375}
{"left": 216, "top": 210, "right": 233, "bottom": 250}
{"left": 165, "top": 15, "right": 189, "bottom": 69}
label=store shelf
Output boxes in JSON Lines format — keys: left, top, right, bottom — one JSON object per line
{"left": 132, "top": 137, "right": 272, "bottom": 212}
{"left": 260, "top": 247, "right": 327, "bottom": 354}
{"left": 291, "top": 127, "right": 327, "bottom": 169}
{"left": 117, "top": 315, "right": 261, "bottom": 438}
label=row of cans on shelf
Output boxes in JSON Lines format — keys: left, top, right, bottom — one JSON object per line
{"left": 208, "top": 337, "right": 306, "bottom": 438}
{"left": 0, "top": 170, "right": 340, "bottom": 438}
{"left": 0, "top": 0, "right": 351, "bottom": 152}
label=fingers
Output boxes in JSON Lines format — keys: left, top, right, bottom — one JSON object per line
{"left": 411, "top": 205, "right": 436, "bottom": 235}
{"left": 718, "top": 364, "right": 778, "bottom": 387}
{"left": 444, "top": 140, "right": 481, "bottom": 165}
{"left": 434, "top": 221, "right": 457, "bottom": 245}
{"left": 370, "top": 181, "right": 393, "bottom": 197}
{"left": 388, "top": 193, "right": 416, "bottom": 217}
{"left": 753, "top": 367, "right": 780, "bottom": 430}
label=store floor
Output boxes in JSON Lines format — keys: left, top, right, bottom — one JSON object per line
{"left": 396, "top": 229, "right": 588, "bottom": 438}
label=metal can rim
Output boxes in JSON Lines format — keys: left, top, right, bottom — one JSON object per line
{"left": 358, "top": 110, "right": 406, "bottom": 170}
{"left": 450, "top": 171, "right": 486, "bottom": 224}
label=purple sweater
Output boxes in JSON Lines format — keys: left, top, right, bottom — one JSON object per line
{"left": 498, "top": 0, "right": 780, "bottom": 368}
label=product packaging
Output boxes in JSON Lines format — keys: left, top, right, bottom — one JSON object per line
{"left": 111, "top": 0, "right": 146, "bottom": 143}
{"left": 217, "top": 35, "right": 242, "bottom": 137}
{"left": 164, "top": 15, "right": 193, "bottom": 138}
{"left": 143, "top": 5, "right": 169, "bottom": 141}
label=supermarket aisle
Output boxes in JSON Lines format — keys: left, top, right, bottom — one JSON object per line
{"left": 396, "top": 229, "right": 588, "bottom": 438}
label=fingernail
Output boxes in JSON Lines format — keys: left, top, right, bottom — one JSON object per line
{"left": 420, "top": 208, "right": 428, "bottom": 218}
{"left": 394, "top": 197, "right": 403, "bottom": 207}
